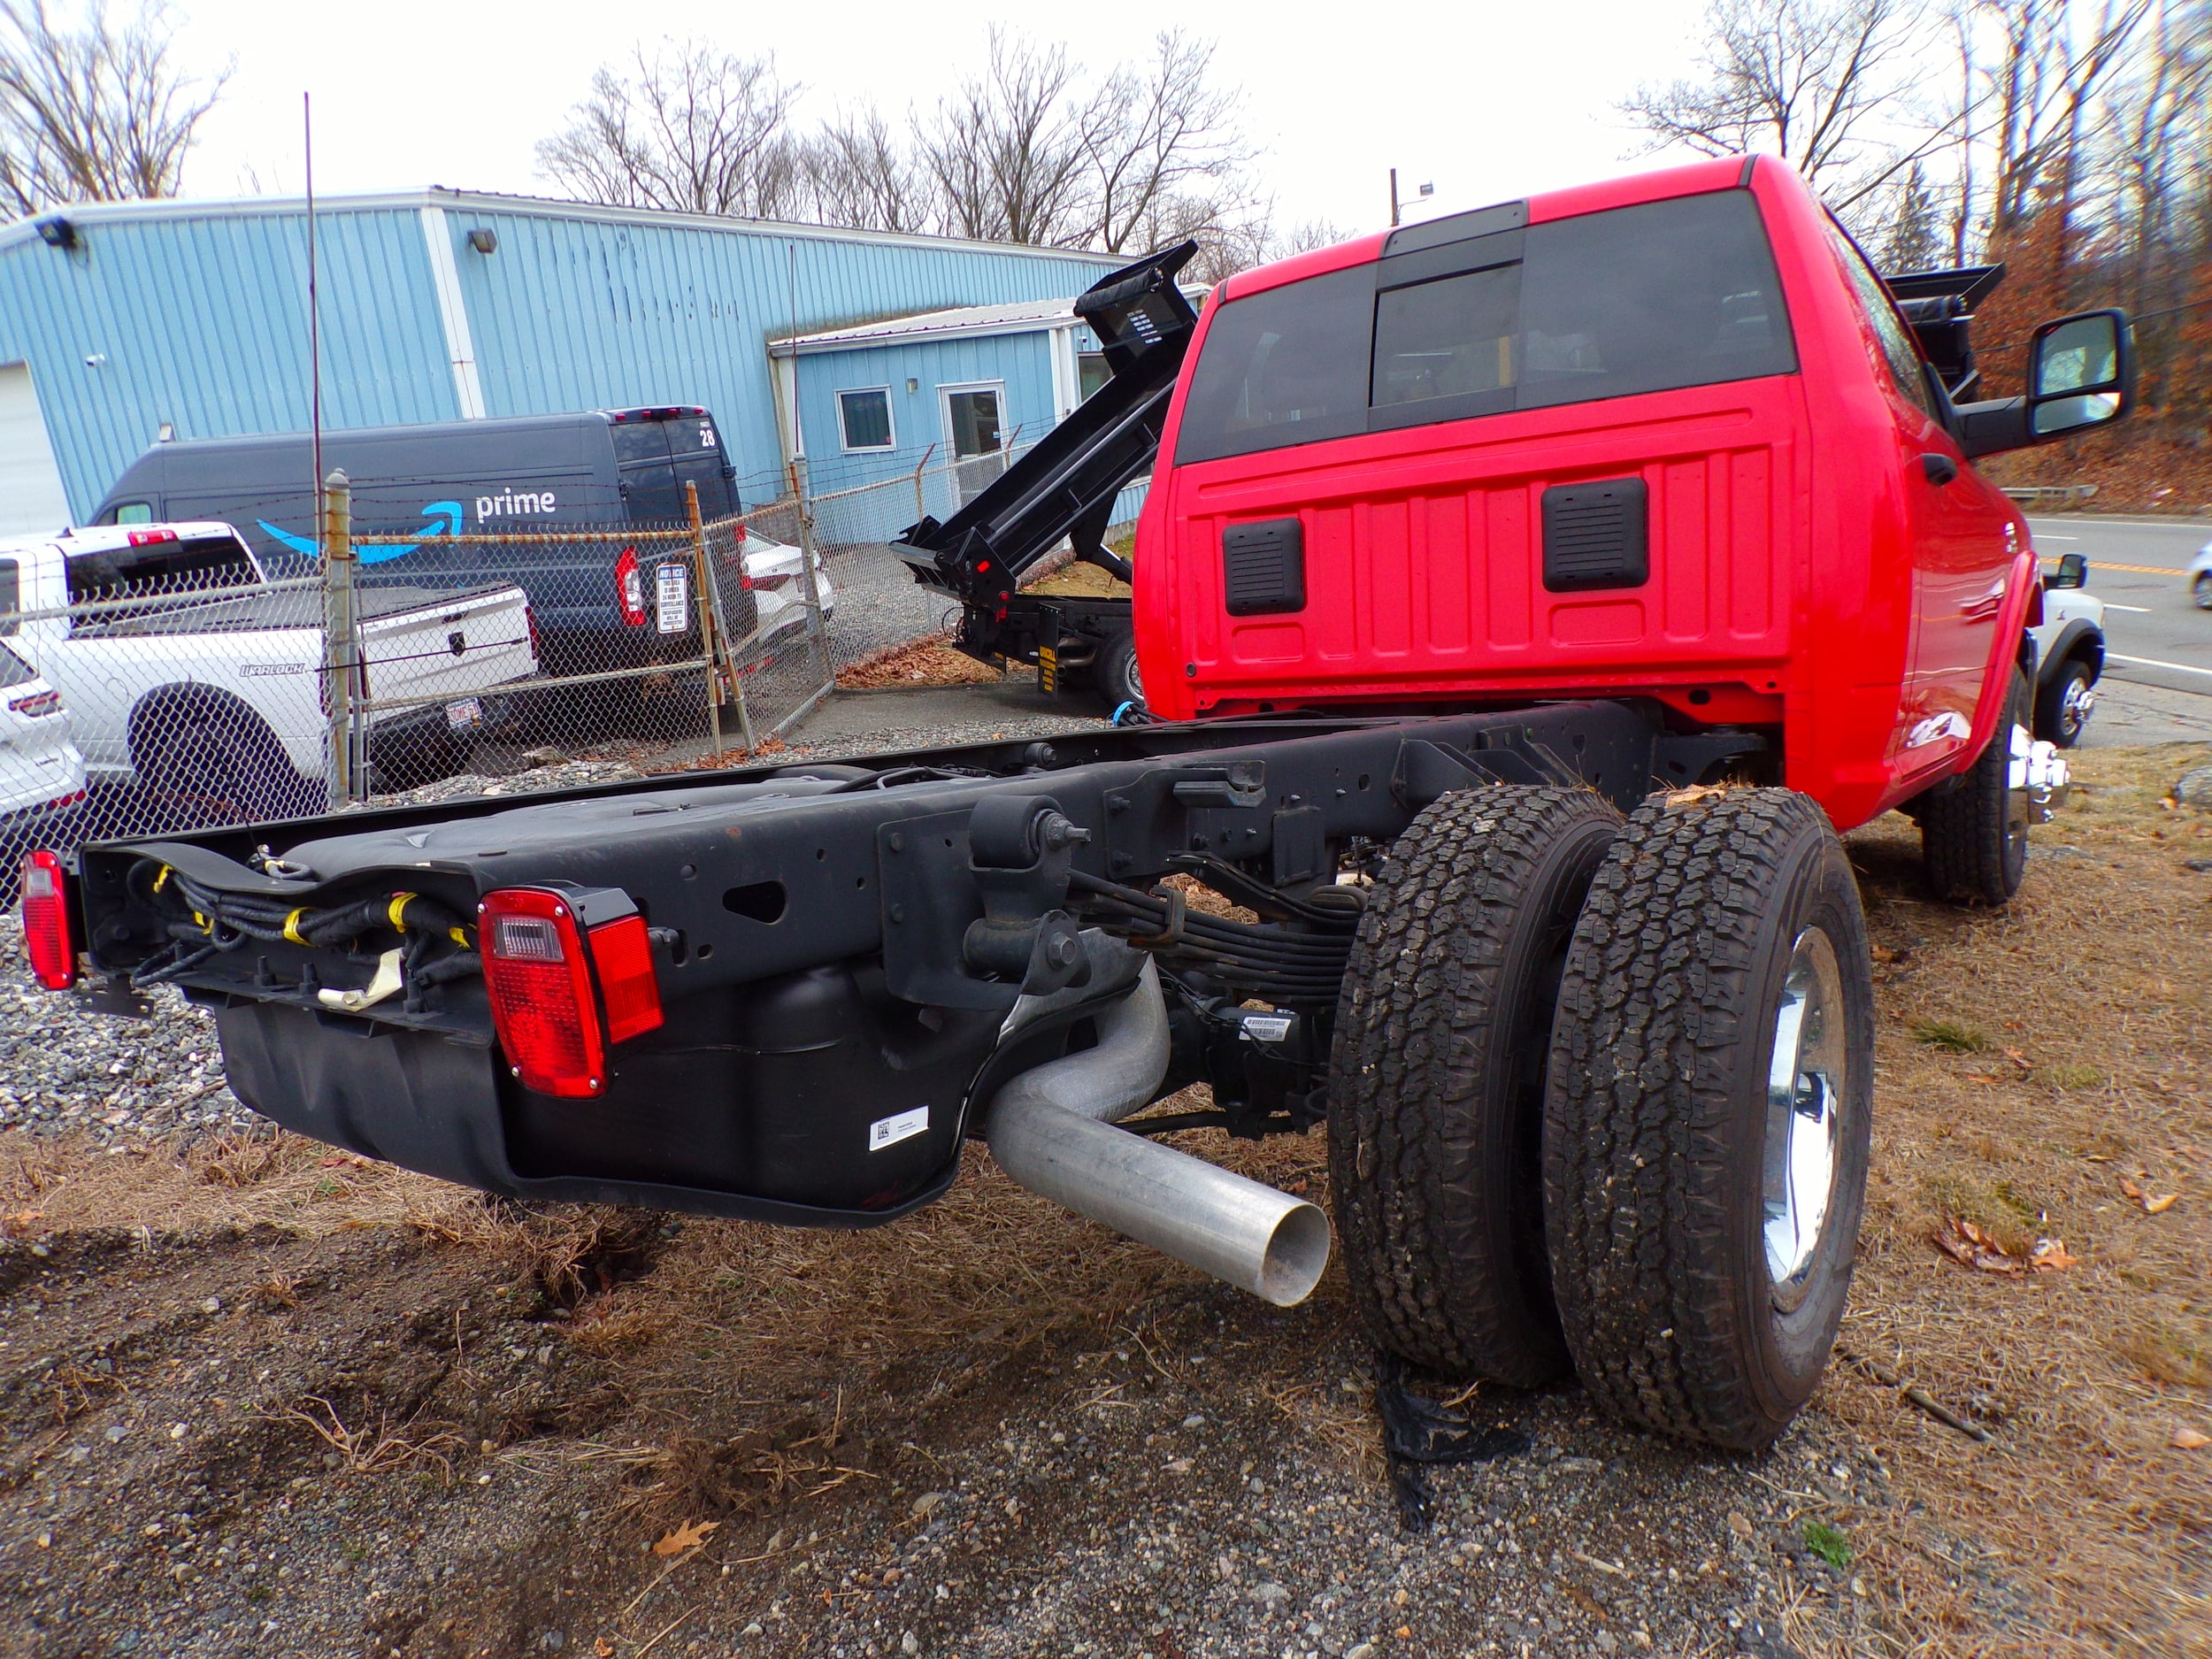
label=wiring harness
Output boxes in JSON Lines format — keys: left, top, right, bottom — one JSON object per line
{"left": 125, "top": 858, "right": 480, "bottom": 1003}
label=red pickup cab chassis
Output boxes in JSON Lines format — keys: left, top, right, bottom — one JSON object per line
{"left": 32, "top": 157, "right": 2131, "bottom": 1453}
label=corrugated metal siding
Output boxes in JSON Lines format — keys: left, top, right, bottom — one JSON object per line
{"left": 0, "top": 207, "right": 454, "bottom": 516}
{"left": 0, "top": 196, "right": 1118, "bottom": 523}
{"left": 793, "top": 332, "right": 1063, "bottom": 542}
{"left": 450, "top": 207, "right": 1113, "bottom": 498}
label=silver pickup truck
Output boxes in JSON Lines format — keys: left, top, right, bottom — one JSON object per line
{"left": 0, "top": 521, "right": 538, "bottom": 813}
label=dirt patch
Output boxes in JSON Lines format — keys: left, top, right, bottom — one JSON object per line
{"left": 1024, "top": 561, "right": 1132, "bottom": 601}
{"left": 1, "top": 746, "right": 2208, "bottom": 1657}
{"left": 835, "top": 639, "right": 1007, "bottom": 690}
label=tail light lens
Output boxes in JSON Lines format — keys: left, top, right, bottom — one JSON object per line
{"left": 7, "top": 690, "right": 61, "bottom": 718}
{"left": 21, "top": 849, "right": 77, "bottom": 990}
{"left": 525, "top": 603, "right": 541, "bottom": 664}
{"left": 479, "top": 888, "right": 663, "bottom": 1097}
{"left": 616, "top": 547, "right": 647, "bottom": 626}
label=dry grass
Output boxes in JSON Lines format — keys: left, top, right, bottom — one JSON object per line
{"left": 1828, "top": 742, "right": 2212, "bottom": 1656}
{"left": 833, "top": 638, "right": 1005, "bottom": 689}
{"left": 0, "top": 1126, "right": 455, "bottom": 1237}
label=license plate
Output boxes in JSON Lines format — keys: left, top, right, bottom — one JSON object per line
{"left": 444, "top": 697, "right": 483, "bottom": 730}
{"left": 656, "top": 563, "right": 690, "bottom": 634}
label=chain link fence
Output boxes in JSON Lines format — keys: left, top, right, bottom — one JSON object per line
{"left": 2, "top": 444, "right": 1144, "bottom": 887}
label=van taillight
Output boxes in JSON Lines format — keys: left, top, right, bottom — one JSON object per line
{"left": 20, "top": 850, "right": 76, "bottom": 990}
{"left": 6, "top": 690, "right": 60, "bottom": 717}
{"left": 615, "top": 547, "right": 647, "bottom": 626}
{"left": 479, "top": 888, "right": 663, "bottom": 1097}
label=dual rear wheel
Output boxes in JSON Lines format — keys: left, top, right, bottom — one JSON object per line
{"left": 1328, "top": 784, "right": 1875, "bottom": 1450}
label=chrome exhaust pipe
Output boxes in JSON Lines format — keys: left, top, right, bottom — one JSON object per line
{"left": 984, "top": 960, "right": 1332, "bottom": 1307}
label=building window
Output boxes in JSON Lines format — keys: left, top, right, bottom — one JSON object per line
{"left": 837, "top": 388, "right": 895, "bottom": 452}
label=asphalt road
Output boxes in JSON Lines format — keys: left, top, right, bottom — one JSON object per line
{"left": 2029, "top": 513, "right": 2212, "bottom": 698}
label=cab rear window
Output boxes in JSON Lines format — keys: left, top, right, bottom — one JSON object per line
{"left": 1176, "top": 189, "right": 1797, "bottom": 465}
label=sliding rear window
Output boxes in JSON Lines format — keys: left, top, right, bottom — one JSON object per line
{"left": 1176, "top": 190, "right": 1797, "bottom": 465}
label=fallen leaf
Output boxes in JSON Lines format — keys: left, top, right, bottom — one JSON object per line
{"left": 2029, "top": 1238, "right": 2078, "bottom": 1271}
{"left": 595, "top": 1641, "right": 615, "bottom": 1658}
{"left": 1870, "top": 943, "right": 1895, "bottom": 964}
{"left": 2122, "top": 1179, "right": 2179, "bottom": 1214}
{"left": 2002, "top": 1048, "right": 2032, "bottom": 1071}
{"left": 652, "top": 1518, "right": 719, "bottom": 1557}
{"left": 1935, "top": 1217, "right": 2020, "bottom": 1272}
{"left": 1967, "top": 1072, "right": 2001, "bottom": 1085}
{"left": 2173, "top": 1427, "right": 2210, "bottom": 1450}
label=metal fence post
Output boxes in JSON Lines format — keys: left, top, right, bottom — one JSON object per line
{"left": 683, "top": 481, "right": 733, "bottom": 763}
{"left": 792, "top": 455, "right": 835, "bottom": 694}
{"left": 320, "top": 469, "right": 358, "bottom": 806}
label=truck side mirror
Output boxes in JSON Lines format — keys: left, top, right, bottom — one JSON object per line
{"left": 2047, "top": 551, "right": 2089, "bottom": 589}
{"left": 2028, "top": 311, "right": 2131, "bottom": 439}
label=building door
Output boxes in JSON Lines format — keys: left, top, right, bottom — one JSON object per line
{"left": 0, "top": 365, "right": 71, "bottom": 537}
{"left": 941, "top": 383, "right": 1007, "bottom": 507}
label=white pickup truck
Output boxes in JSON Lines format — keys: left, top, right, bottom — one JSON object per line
{"left": 0, "top": 522, "right": 537, "bottom": 817}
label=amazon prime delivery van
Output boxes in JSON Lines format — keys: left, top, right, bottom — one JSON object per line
{"left": 88, "top": 408, "right": 745, "bottom": 672}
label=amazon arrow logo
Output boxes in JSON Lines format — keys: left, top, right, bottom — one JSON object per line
{"left": 258, "top": 500, "right": 466, "bottom": 565}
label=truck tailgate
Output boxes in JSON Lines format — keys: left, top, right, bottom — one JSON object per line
{"left": 358, "top": 585, "right": 536, "bottom": 707}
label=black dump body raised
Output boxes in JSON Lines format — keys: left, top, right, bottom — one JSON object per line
{"left": 71, "top": 702, "right": 1743, "bottom": 1225}
{"left": 895, "top": 242, "right": 1200, "bottom": 694}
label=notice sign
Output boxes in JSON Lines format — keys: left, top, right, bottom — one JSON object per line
{"left": 655, "top": 562, "right": 690, "bottom": 634}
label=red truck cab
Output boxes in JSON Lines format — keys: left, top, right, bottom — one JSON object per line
{"left": 1138, "top": 157, "right": 2115, "bottom": 835}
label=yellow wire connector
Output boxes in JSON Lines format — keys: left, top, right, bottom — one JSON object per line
{"left": 387, "top": 892, "right": 417, "bottom": 933}
{"left": 283, "top": 908, "right": 309, "bottom": 945}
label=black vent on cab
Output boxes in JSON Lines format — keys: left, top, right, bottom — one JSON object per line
{"left": 1221, "top": 518, "right": 1306, "bottom": 615}
{"left": 1541, "top": 479, "right": 1649, "bottom": 593}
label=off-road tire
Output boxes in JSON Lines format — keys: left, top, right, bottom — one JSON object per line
{"left": 1096, "top": 629, "right": 1145, "bottom": 713}
{"left": 133, "top": 694, "right": 316, "bottom": 824}
{"left": 1543, "top": 788, "right": 1874, "bottom": 1450}
{"left": 1328, "top": 786, "right": 1624, "bottom": 1386}
{"left": 1919, "top": 668, "right": 2032, "bottom": 904}
{"left": 2034, "top": 658, "right": 2094, "bottom": 749}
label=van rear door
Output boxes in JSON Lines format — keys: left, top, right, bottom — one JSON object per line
{"left": 611, "top": 411, "right": 735, "bottom": 524}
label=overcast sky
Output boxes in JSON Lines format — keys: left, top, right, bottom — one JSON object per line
{"left": 165, "top": 0, "right": 1719, "bottom": 235}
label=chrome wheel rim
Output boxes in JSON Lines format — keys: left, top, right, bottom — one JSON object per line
{"left": 2003, "top": 722, "right": 2032, "bottom": 861}
{"left": 1763, "top": 926, "right": 1849, "bottom": 1314}
{"left": 2059, "top": 675, "right": 2093, "bottom": 741}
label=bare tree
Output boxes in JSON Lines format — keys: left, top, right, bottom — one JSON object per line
{"left": 800, "top": 107, "right": 933, "bottom": 234}
{"left": 1080, "top": 31, "right": 1252, "bottom": 254}
{"left": 537, "top": 40, "right": 803, "bottom": 219}
{"left": 1619, "top": 0, "right": 1946, "bottom": 204}
{"left": 915, "top": 28, "right": 1094, "bottom": 245}
{"left": 0, "top": 0, "right": 227, "bottom": 218}
{"left": 1983, "top": 0, "right": 2152, "bottom": 250}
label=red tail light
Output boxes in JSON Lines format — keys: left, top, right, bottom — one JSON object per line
{"left": 615, "top": 547, "right": 647, "bottom": 626}
{"left": 479, "top": 888, "right": 663, "bottom": 1097}
{"left": 590, "top": 914, "right": 663, "bottom": 1044}
{"left": 126, "top": 528, "right": 178, "bottom": 547}
{"left": 525, "top": 603, "right": 541, "bottom": 663}
{"left": 20, "top": 849, "right": 76, "bottom": 990}
{"left": 6, "top": 690, "right": 61, "bottom": 718}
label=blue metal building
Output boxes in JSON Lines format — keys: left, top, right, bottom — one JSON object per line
{"left": 0, "top": 188, "right": 1122, "bottom": 535}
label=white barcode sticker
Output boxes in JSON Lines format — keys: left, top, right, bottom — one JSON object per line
{"left": 869, "top": 1105, "right": 929, "bottom": 1151}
